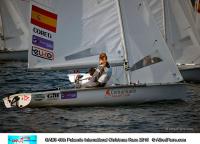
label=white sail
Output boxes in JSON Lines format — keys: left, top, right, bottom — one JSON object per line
{"left": 119, "top": 0, "right": 182, "bottom": 83}
{"left": 146, "top": 0, "right": 165, "bottom": 38}
{"left": 0, "top": 0, "right": 30, "bottom": 51}
{"left": 189, "top": 0, "right": 200, "bottom": 39}
{"left": 29, "top": 0, "right": 182, "bottom": 84}
{"left": 29, "top": 0, "right": 124, "bottom": 70}
{"left": 163, "top": 0, "right": 200, "bottom": 65}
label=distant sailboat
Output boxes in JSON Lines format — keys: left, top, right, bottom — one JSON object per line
{"left": 0, "top": 0, "right": 29, "bottom": 61}
{"left": 148, "top": 0, "right": 200, "bottom": 82}
{"left": 3, "top": 0, "right": 187, "bottom": 108}
{"left": 165, "top": 0, "right": 200, "bottom": 82}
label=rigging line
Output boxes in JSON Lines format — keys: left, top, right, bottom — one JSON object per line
{"left": 116, "top": 0, "right": 131, "bottom": 84}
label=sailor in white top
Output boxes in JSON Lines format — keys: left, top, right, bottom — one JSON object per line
{"left": 81, "top": 52, "right": 112, "bottom": 88}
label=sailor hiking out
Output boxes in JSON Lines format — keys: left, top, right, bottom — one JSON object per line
{"left": 76, "top": 52, "right": 112, "bottom": 88}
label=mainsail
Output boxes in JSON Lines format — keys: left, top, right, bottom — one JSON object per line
{"left": 0, "top": 0, "right": 30, "bottom": 51}
{"left": 28, "top": 0, "right": 182, "bottom": 84}
{"left": 29, "top": 0, "right": 124, "bottom": 70}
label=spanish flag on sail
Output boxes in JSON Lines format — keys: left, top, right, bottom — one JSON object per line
{"left": 31, "top": 5, "right": 57, "bottom": 33}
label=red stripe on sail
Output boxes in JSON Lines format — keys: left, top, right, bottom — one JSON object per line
{"left": 32, "top": 5, "right": 57, "bottom": 19}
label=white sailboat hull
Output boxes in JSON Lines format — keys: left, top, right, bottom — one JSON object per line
{"left": 0, "top": 50, "right": 28, "bottom": 61}
{"left": 180, "top": 67, "right": 200, "bottom": 83}
{"left": 3, "top": 83, "right": 188, "bottom": 108}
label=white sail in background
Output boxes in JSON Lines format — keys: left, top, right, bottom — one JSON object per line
{"left": 119, "top": 0, "right": 182, "bottom": 83}
{"left": 0, "top": 0, "right": 30, "bottom": 51}
{"left": 189, "top": 0, "right": 200, "bottom": 38}
{"left": 29, "top": 0, "right": 124, "bottom": 70}
{"left": 163, "top": 0, "right": 200, "bottom": 65}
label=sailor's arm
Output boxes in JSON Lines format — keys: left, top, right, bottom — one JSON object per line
{"left": 90, "top": 65, "right": 104, "bottom": 82}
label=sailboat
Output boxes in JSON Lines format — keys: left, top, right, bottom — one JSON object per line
{"left": 0, "top": 0, "right": 29, "bottom": 61}
{"left": 148, "top": 0, "right": 200, "bottom": 82}
{"left": 165, "top": 0, "right": 200, "bottom": 82}
{"left": 3, "top": 0, "right": 188, "bottom": 108}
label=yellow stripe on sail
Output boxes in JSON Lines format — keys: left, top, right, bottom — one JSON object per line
{"left": 31, "top": 11, "right": 57, "bottom": 27}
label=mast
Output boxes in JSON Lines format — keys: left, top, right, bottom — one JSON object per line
{"left": 162, "top": 0, "right": 167, "bottom": 41}
{"left": 116, "top": 0, "right": 131, "bottom": 84}
{"left": 0, "top": 6, "right": 6, "bottom": 51}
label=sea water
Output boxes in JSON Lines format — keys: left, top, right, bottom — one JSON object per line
{"left": 0, "top": 61, "right": 200, "bottom": 132}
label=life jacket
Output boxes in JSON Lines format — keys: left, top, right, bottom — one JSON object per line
{"left": 89, "top": 62, "right": 112, "bottom": 86}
